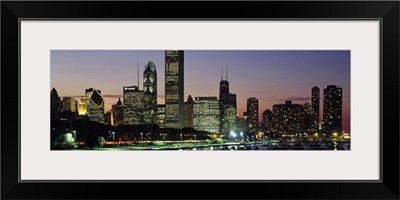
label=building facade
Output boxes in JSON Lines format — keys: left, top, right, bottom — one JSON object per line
{"left": 184, "top": 95, "right": 194, "bottom": 128}
{"left": 112, "top": 97, "right": 123, "bottom": 126}
{"left": 143, "top": 59, "right": 158, "bottom": 124}
{"left": 78, "top": 97, "right": 87, "bottom": 116}
{"left": 50, "top": 87, "right": 62, "bottom": 121}
{"left": 193, "top": 96, "right": 220, "bottom": 133}
{"left": 62, "top": 97, "right": 77, "bottom": 112}
{"left": 311, "top": 86, "right": 320, "bottom": 132}
{"left": 323, "top": 85, "right": 343, "bottom": 135}
{"left": 85, "top": 88, "right": 105, "bottom": 123}
{"left": 273, "top": 101, "right": 304, "bottom": 135}
{"left": 157, "top": 104, "right": 166, "bottom": 128}
{"left": 262, "top": 109, "right": 274, "bottom": 134}
{"left": 246, "top": 97, "right": 259, "bottom": 134}
{"left": 123, "top": 85, "right": 144, "bottom": 125}
{"left": 165, "top": 50, "right": 184, "bottom": 128}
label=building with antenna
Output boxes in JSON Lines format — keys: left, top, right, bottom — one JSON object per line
{"left": 143, "top": 58, "right": 158, "bottom": 124}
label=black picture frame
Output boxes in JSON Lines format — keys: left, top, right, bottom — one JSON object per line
{"left": 1, "top": 1, "right": 399, "bottom": 199}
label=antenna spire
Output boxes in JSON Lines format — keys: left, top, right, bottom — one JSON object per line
{"left": 137, "top": 62, "right": 139, "bottom": 89}
{"left": 221, "top": 65, "right": 223, "bottom": 81}
{"left": 226, "top": 65, "right": 228, "bottom": 81}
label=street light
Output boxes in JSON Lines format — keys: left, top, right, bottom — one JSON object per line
{"left": 180, "top": 133, "right": 183, "bottom": 143}
{"left": 240, "top": 132, "right": 243, "bottom": 141}
{"left": 111, "top": 131, "right": 115, "bottom": 148}
{"left": 140, "top": 132, "right": 143, "bottom": 143}
{"left": 230, "top": 131, "right": 234, "bottom": 142}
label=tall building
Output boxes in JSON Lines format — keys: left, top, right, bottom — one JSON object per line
{"left": 184, "top": 95, "right": 194, "bottom": 128}
{"left": 323, "top": 85, "right": 342, "bottom": 135}
{"left": 85, "top": 88, "right": 105, "bottom": 123}
{"left": 311, "top": 86, "right": 320, "bottom": 132}
{"left": 112, "top": 98, "right": 123, "bottom": 126}
{"left": 50, "top": 87, "right": 62, "bottom": 120}
{"left": 78, "top": 97, "right": 87, "bottom": 116}
{"left": 143, "top": 59, "right": 158, "bottom": 124}
{"left": 303, "top": 103, "right": 312, "bottom": 134}
{"left": 157, "top": 104, "right": 166, "bottom": 128}
{"left": 219, "top": 68, "right": 230, "bottom": 134}
{"left": 165, "top": 50, "right": 184, "bottom": 129}
{"left": 62, "top": 97, "right": 76, "bottom": 112}
{"left": 193, "top": 96, "right": 220, "bottom": 133}
{"left": 273, "top": 101, "right": 305, "bottom": 135}
{"left": 247, "top": 97, "right": 259, "bottom": 134}
{"left": 104, "top": 111, "right": 112, "bottom": 125}
{"left": 123, "top": 85, "right": 144, "bottom": 125}
{"left": 224, "top": 105, "right": 237, "bottom": 133}
{"left": 262, "top": 109, "right": 274, "bottom": 134}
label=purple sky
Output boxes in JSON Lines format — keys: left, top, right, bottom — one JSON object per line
{"left": 51, "top": 50, "right": 350, "bottom": 132}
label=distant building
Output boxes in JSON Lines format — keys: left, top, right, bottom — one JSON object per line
{"left": 112, "top": 98, "right": 123, "bottom": 126}
{"left": 78, "top": 97, "right": 87, "bottom": 116}
{"left": 165, "top": 50, "right": 184, "bottom": 129}
{"left": 157, "top": 104, "right": 166, "bottom": 128}
{"left": 311, "top": 86, "right": 320, "bottom": 132}
{"left": 273, "top": 101, "right": 304, "bottom": 135}
{"left": 143, "top": 59, "right": 158, "bottom": 124}
{"left": 123, "top": 85, "right": 144, "bottom": 125}
{"left": 235, "top": 116, "right": 247, "bottom": 132}
{"left": 303, "top": 103, "right": 312, "bottom": 133}
{"left": 262, "top": 109, "right": 274, "bottom": 134}
{"left": 184, "top": 95, "right": 194, "bottom": 128}
{"left": 246, "top": 97, "right": 259, "bottom": 134}
{"left": 50, "top": 87, "right": 62, "bottom": 120}
{"left": 193, "top": 96, "right": 220, "bottom": 133}
{"left": 104, "top": 111, "right": 112, "bottom": 125}
{"left": 224, "top": 105, "right": 237, "bottom": 133}
{"left": 85, "top": 88, "right": 105, "bottom": 123}
{"left": 62, "top": 97, "right": 76, "bottom": 112}
{"left": 323, "top": 85, "right": 342, "bottom": 135}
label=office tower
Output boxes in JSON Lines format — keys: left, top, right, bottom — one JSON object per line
{"left": 184, "top": 95, "right": 194, "bottom": 128}
{"left": 224, "top": 93, "right": 237, "bottom": 110}
{"left": 311, "top": 86, "right": 320, "bottom": 132}
{"left": 62, "top": 97, "right": 76, "bottom": 112}
{"left": 85, "top": 88, "right": 105, "bottom": 123}
{"left": 50, "top": 87, "right": 62, "bottom": 120}
{"left": 247, "top": 97, "right": 259, "bottom": 134}
{"left": 123, "top": 85, "right": 144, "bottom": 125}
{"left": 303, "top": 103, "right": 312, "bottom": 133}
{"left": 193, "top": 96, "right": 220, "bottom": 133}
{"left": 323, "top": 85, "right": 343, "bottom": 135}
{"left": 273, "top": 101, "right": 304, "bottom": 135}
{"left": 262, "top": 109, "right": 274, "bottom": 134}
{"left": 104, "top": 111, "right": 112, "bottom": 125}
{"left": 235, "top": 116, "right": 247, "bottom": 132}
{"left": 112, "top": 98, "right": 123, "bottom": 126}
{"left": 224, "top": 105, "right": 237, "bottom": 133}
{"left": 78, "top": 98, "right": 87, "bottom": 116}
{"left": 165, "top": 50, "right": 184, "bottom": 128}
{"left": 219, "top": 68, "right": 230, "bottom": 134}
{"left": 143, "top": 59, "right": 158, "bottom": 124}
{"left": 157, "top": 104, "right": 166, "bottom": 128}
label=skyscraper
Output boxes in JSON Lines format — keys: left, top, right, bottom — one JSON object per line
{"left": 78, "top": 97, "right": 87, "bottom": 116}
{"left": 112, "top": 98, "right": 123, "bottom": 126}
{"left": 193, "top": 96, "right": 220, "bottom": 133}
{"left": 273, "top": 101, "right": 304, "bottom": 135}
{"left": 323, "top": 85, "right": 343, "bottom": 135}
{"left": 311, "top": 86, "right": 320, "bottom": 132}
{"left": 157, "top": 104, "right": 166, "bottom": 128}
{"left": 50, "top": 87, "right": 62, "bottom": 121}
{"left": 247, "top": 97, "right": 259, "bottom": 135}
{"left": 62, "top": 96, "right": 76, "bottom": 112}
{"left": 184, "top": 95, "right": 194, "bottom": 128}
{"left": 123, "top": 85, "right": 144, "bottom": 125}
{"left": 143, "top": 59, "right": 158, "bottom": 124}
{"left": 219, "top": 68, "right": 229, "bottom": 135}
{"left": 262, "top": 109, "right": 274, "bottom": 134}
{"left": 165, "top": 50, "right": 184, "bottom": 129}
{"left": 85, "top": 88, "right": 105, "bottom": 123}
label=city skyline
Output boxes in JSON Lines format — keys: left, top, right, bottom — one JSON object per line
{"left": 51, "top": 50, "right": 350, "bottom": 132}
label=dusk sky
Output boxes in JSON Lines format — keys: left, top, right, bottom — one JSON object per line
{"left": 51, "top": 50, "right": 350, "bottom": 132}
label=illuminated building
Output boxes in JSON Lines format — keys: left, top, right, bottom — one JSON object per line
{"left": 62, "top": 97, "right": 76, "bottom": 112}
{"left": 273, "top": 101, "right": 304, "bottom": 135}
{"left": 184, "top": 95, "right": 194, "bottom": 128}
{"left": 85, "top": 88, "right": 104, "bottom": 123}
{"left": 165, "top": 50, "right": 184, "bottom": 128}
{"left": 104, "top": 111, "right": 112, "bottom": 125}
{"left": 143, "top": 59, "right": 158, "bottom": 124}
{"left": 246, "top": 97, "right": 259, "bottom": 134}
{"left": 157, "top": 104, "right": 166, "bottom": 128}
{"left": 219, "top": 68, "right": 229, "bottom": 134}
{"left": 123, "top": 85, "right": 144, "bottom": 125}
{"left": 311, "top": 86, "right": 320, "bottom": 132}
{"left": 193, "top": 96, "right": 220, "bottom": 133}
{"left": 223, "top": 105, "right": 237, "bottom": 133}
{"left": 262, "top": 109, "right": 274, "bottom": 134}
{"left": 78, "top": 98, "right": 87, "bottom": 115}
{"left": 303, "top": 103, "right": 312, "bottom": 133}
{"left": 323, "top": 85, "right": 342, "bottom": 135}
{"left": 112, "top": 98, "right": 123, "bottom": 126}
{"left": 50, "top": 87, "right": 62, "bottom": 120}
{"left": 235, "top": 116, "right": 247, "bottom": 132}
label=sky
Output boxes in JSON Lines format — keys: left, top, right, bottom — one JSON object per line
{"left": 51, "top": 50, "right": 351, "bottom": 132}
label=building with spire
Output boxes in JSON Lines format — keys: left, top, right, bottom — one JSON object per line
{"left": 165, "top": 50, "right": 184, "bottom": 129}
{"left": 143, "top": 58, "right": 158, "bottom": 124}
{"left": 219, "top": 66, "right": 230, "bottom": 135}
